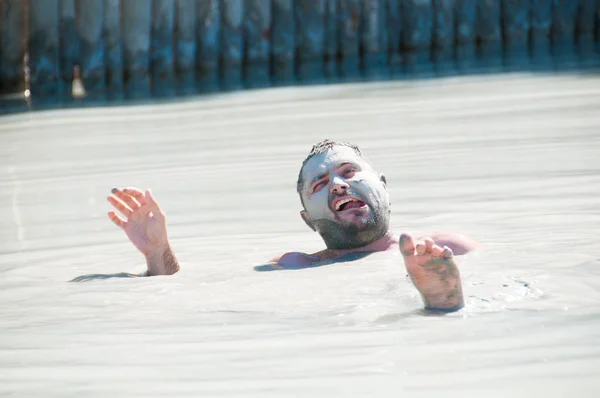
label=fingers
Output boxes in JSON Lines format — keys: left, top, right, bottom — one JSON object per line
{"left": 399, "top": 233, "right": 416, "bottom": 257}
{"left": 107, "top": 187, "right": 164, "bottom": 223}
{"left": 111, "top": 187, "right": 141, "bottom": 210}
{"left": 424, "top": 238, "right": 434, "bottom": 252}
{"left": 443, "top": 246, "right": 454, "bottom": 259}
{"left": 121, "top": 187, "right": 147, "bottom": 206}
{"left": 413, "top": 237, "right": 453, "bottom": 259}
{"left": 416, "top": 238, "right": 433, "bottom": 255}
{"left": 107, "top": 195, "right": 132, "bottom": 218}
{"left": 107, "top": 211, "right": 126, "bottom": 228}
{"left": 145, "top": 189, "right": 165, "bottom": 220}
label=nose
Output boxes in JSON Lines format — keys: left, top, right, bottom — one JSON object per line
{"left": 330, "top": 175, "right": 349, "bottom": 195}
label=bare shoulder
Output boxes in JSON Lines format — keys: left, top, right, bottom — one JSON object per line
{"left": 420, "top": 232, "right": 481, "bottom": 256}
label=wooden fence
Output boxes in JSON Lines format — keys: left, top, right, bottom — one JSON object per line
{"left": 1, "top": 0, "right": 599, "bottom": 105}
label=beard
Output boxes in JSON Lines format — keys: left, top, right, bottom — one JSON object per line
{"left": 311, "top": 201, "right": 390, "bottom": 250}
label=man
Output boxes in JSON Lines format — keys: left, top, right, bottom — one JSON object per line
{"left": 107, "top": 140, "right": 479, "bottom": 311}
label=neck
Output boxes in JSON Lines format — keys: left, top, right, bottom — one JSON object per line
{"left": 323, "top": 231, "right": 397, "bottom": 258}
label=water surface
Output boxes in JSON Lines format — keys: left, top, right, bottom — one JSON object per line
{"left": 1, "top": 74, "right": 600, "bottom": 397}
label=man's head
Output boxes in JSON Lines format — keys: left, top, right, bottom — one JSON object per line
{"left": 296, "top": 139, "right": 391, "bottom": 250}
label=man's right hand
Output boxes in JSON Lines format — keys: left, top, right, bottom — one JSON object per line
{"left": 107, "top": 187, "right": 179, "bottom": 275}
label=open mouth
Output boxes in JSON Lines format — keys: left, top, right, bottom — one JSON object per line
{"left": 333, "top": 196, "right": 367, "bottom": 212}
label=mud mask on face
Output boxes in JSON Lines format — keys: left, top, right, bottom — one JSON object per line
{"left": 301, "top": 149, "right": 382, "bottom": 219}
{"left": 300, "top": 147, "right": 391, "bottom": 249}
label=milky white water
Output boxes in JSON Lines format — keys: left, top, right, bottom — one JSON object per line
{"left": 1, "top": 75, "right": 600, "bottom": 397}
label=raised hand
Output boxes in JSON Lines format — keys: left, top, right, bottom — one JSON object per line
{"left": 399, "top": 233, "right": 464, "bottom": 311}
{"left": 107, "top": 188, "right": 179, "bottom": 275}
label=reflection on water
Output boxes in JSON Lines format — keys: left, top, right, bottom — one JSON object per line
{"left": 1, "top": 75, "right": 600, "bottom": 396}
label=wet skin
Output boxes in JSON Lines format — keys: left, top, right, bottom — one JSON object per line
{"left": 267, "top": 230, "right": 476, "bottom": 311}
{"left": 273, "top": 146, "right": 479, "bottom": 310}
{"left": 107, "top": 146, "right": 479, "bottom": 310}
{"left": 107, "top": 187, "right": 179, "bottom": 276}
{"left": 298, "top": 147, "right": 391, "bottom": 250}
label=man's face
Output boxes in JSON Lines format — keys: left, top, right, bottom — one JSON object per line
{"left": 299, "top": 146, "right": 390, "bottom": 250}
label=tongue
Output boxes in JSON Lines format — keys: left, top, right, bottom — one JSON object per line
{"left": 341, "top": 200, "right": 365, "bottom": 211}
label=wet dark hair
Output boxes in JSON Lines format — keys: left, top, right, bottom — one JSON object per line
{"left": 296, "top": 139, "right": 367, "bottom": 205}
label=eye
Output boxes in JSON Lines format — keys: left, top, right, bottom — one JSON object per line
{"left": 342, "top": 167, "right": 356, "bottom": 178}
{"left": 313, "top": 180, "right": 327, "bottom": 193}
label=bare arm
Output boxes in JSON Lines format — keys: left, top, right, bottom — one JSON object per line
{"left": 424, "top": 232, "right": 481, "bottom": 256}
{"left": 107, "top": 187, "right": 180, "bottom": 276}
{"left": 144, "top": 244, "right": 180, "bottom": 276}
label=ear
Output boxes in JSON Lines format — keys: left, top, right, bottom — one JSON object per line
{"left": 380, "top": 174, "right": 387, "bottom": 187}
{"left": 300, "top": 210, "right": 316, "bottom": 231}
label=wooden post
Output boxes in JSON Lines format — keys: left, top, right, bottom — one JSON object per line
{"left": 402, "top": 0, "right": 434, "bottom": 77}
{"left": 0, "top": 0, "right": 26, "bottom": 94}
{"left": 476, "top": 0, "right": 502, "bottom": 72}
{"left": 386, "top": 0, "right": 402, "bottom": 76}
{"left": 360, "top": 0, "right": 387, "bottom": 80}
{"left": 244, "top": 0, "right": 271, "bottom": 88}
{"left": 530, "top": 0, "right": 552, "bottom": 69}
{"left": 103, "top": 0, "right": 123, "bottom": 98}
{"left": 150, "top": 0, "right": 174, "bottom": 97}
{"left": 597, "top": 0, "right": 600, "bottom": 55}
{"left": 220, "top": 0, "right": 243, "bottom": 90}
{"left": 77, "top": 0, "right": 105, "bottom": 98}
{"left": 174, "top": 0, "right": 196, "bottom": 94}
{"left": 551, "top": 0, "right": 580, "bottom": 69}
{"left": 337, "top": 0, "right": 360, "bottom": 80}
{"left": 324, "top": 0, "right": 338, "bottom": 80}
{"left": 271, "top": 0, "right": 294, "bottom": 85}
{"left": 501, "top": 0, "right": 531, "bottom": 71}
{"left": 432, "top": 0, "right": 455, "bottom": 76}
{"left": 122, "top": 0, "right": 151, "bottom": 99}
{"left": 196, "top": 0, "right": 220, "bottom": 92}
{"left": 575, "top": 0, "right": 599, "bottom": 67}
{"left": 294, "top": 0, "right": 325, "bottom": 84}
{"left": 29, "top": 0, "right": 60, "bottom": 98}
{"left": 551, "top": 0, "right": 579, "bottom": 48}
{"left": 454, "top": 0, "right": 477, "bottom": 73}
{"left": 59, "top": 0, "right": 77, "bottom": 100}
